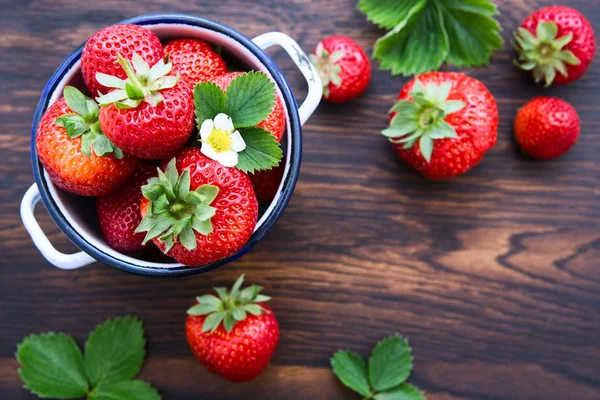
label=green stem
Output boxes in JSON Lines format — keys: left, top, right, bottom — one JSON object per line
{"left": 117, "top": 54, "right": 146, "bottom": 94}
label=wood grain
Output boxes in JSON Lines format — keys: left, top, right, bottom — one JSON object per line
{"left": 1, "top": 0, "right": 599, "bottom": 399}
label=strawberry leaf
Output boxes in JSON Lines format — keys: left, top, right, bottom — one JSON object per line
{"left": 360, "top": 0, "right": 503, "bottom": 76}
{"left": 89, "top": 380, "right": 161, "bottom": 400}
{"left": 84, "top": 316, "right": 145, "bottom": 388}
{"left": 236, "top": 127, "right": 283, "bottom": 174}
{"left": 368, "top": 335, "right": 413, "bottom": 392}
{"left": 330, "top": 350, "right": 371, "bottom": 397}
{"left": 194, "top": 82, "right": 225, "bottom": 127}
{"left": 373, "top": 383, "right": 425, "bottom": 400}
{"left": 16, "top": 333, "right": 89, "bottom": 399}
{"left": 224, "top": 72, "right": 276, "bottom": 128}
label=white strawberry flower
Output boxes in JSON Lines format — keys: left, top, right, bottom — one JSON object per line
{"left": 200, "top": 113, "right": 246, "bottom": 167}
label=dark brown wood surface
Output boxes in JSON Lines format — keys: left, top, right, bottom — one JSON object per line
{"left": 1, "top": 0, "right": 599, "bottom": 399}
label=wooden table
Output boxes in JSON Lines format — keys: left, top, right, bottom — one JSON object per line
{"left": 1, "top": 1, "right": 598, "bottom": 399}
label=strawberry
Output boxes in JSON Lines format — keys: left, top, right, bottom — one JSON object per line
{"left": 514, "top": 6, "right": 596, "bottom": 86}
{"left": 96, "top": 163, "right": 157, "bottom": 253}
{"left": 136, "top": 147, "right": 258, "bottom": 266}
{"left": 212, "top": 72, "right": 285, "bottom": 142}
{"left": 514, "top": 96, "right": 580, "bottom": 159}
{"left": 309, "top": 35, "right": 371, "bottom": 103}
{"left": 36, "top": 86, "right": 138, "bottom": 196}
{"left": 164, "top": 38, "right": 227, "bottom": 87}
{"left": 186, "top": 275, "right": 279, "bottom": 382}
{"left": 249, "top": 159, "right": 285, "bottom": 204}
{"left": 97, "top": 53, "right": 195, "bottom": 160}
{"left": 81, "top": 24, "right": 164, "bottom": 98}
{"left": 383, "top": 72, "right": 498, "bottom": 180}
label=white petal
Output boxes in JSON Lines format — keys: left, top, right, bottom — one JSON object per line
{"left": 216, "top": 151, "right": 238, "bottom": 167}
{"left": 214, "top": 113, "right": 234, "bottom": 131}
{"left": 201, "top": 143, "right": 218, "bottom": 161}
{"left": 230, "top": 131, "right": 246, "bottom": 152}
{"left": 200, "top": 119, "right": 214, "bottom": 140}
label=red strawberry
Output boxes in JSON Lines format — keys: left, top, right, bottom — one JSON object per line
{"left": 514, "top": 6, "right": 596, "bottom": 86}
{"left": 249, "top": 159, "right": 285, "bottom": 204}
{"left": 81, "top": 24, "right": 164, "bottom": 98}
{"left": 137, "top": 147, "right": 258, "bottom": 267}
{"left": 96, "top": 163, "right": 157, "bottom": 253}
{"left": 514, "top": 96, "right": 580, "bottom": 159}
{"left": 310, "top": 36, "right": 371, "bottom": 103}
{"left": 164, "top": 38, "right": 227, "bottom": 87}
{"left": 36, "top": 86, "right": 138, "bottom": 196}
{"left": 186, "top": 275, "right": 279, "bottom": 382}
{"left": 97, "top": 53, "right": 195, "bottom": 160}
{"left": 212, "top": 72, "right": 285, "bottom": 142}
{"left": 383, "top": 72, "right": 498, "bottom": 180}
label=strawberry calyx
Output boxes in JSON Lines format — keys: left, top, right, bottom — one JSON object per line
{"left": 135, "top": 158, "right": 219, "bottom": 253}
{"left": 54, "top": 86, "right": 124, "bottom": 159}
{"left": 95, "top": 53, "right": 180, "bottom": 108}
{"left": 187, "top": 274, "right": 271, "bottom": 333}
{"left": 382, "top": 79, "right": 465, "bottom": 162}
{"left": 309, "top": 42, "right": 345, "bottom": 98}
{"left": 513, "top": 21, "right": 581, "bottom": 87}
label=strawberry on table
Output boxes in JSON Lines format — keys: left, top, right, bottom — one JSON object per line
{"left": 82, "top": 24, "right": 164, "bottom": 98}
{"left": 164, "top": 38, "right": 227, "bottom": 87}
{"left": 514, "top": 6, "right": 596, "bottom": 86}
{"left": 211, "top": 72, "right": 286, "bottom": 142}
{"left": 382, "top": 72, "right": 498, "bottom": 180}
{"left": 186, "top": 274, "right": 279, "bottom": 382}
{"left": 96, "top": 53, "right": 195, "bottom": 160}
{"left": 310, "top": 35, "right": 371, "bottom": 103}
{"left": 96, "top": 163, "right": 157, "bottom": 253}
{"left": 36, "top": 86, "right": 138, "bottom": 196}
{"left": 514, "top": 96, "right": 580, "bottom": 159}
{"left": 135, "top": 150, "right": 258, "bottom": 267}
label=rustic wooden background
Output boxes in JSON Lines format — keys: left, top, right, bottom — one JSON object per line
{"left": 1, "top": 0, "right": 598, "bottom": 399}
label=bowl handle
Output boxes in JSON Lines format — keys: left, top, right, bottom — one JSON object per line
{"left": 20, "top": 184, "right": 96, "bottom": 270}
{"left": 252, "top": 32, "right": 322, "bottom": 125}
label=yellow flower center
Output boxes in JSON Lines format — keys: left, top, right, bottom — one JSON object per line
{"left": 207, "top": 128, "right": 233, "bottom": 153}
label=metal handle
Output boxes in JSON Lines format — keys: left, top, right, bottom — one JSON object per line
{"left": 252, "top": 32, "right": 322, "bottom": 125}
{"left": 20, "top": 184, "right": 95, "bottom": 270}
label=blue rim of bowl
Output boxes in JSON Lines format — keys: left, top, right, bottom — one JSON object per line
{"left": 30, "top": 14, "right": 302, "bottom": 277}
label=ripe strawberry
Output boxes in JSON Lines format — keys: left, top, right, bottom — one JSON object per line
{"left": 36, "top": 86, "right": 138, "bottom": 196}
{"left": 514, "top": 6, "right": 596, "bottom": 86}
{"left": 309, "top": 36, "right": 371, "bottom": 103}
{"left": 164, "top": 38, "right": 227, "bottom": 87}
{"left": 97, "top": 53, "right": 195, "bottom": 160}
{"left": 212, "top": 72, "right": 285, "bottom": 142}
{"left": 514, "top": 97, "right": 580, "bottom": 159}
{"left": 383, "top": 72, "right": 498, "bottom": 180}
{"left": 81, "top": 24, "right": 164, "bottom": 98}
{"left": 96, "top": 163, "right": 157, "bottom": 253}
{"left": 249, "top": 159, "right": 285, "bottom": 204}
{"left": 186, "top": 275, "right": 279, "bottom": 382}
{"left": 136, "top": 147, "right": 258, "bottom": 266}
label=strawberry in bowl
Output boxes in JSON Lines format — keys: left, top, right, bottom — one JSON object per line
{"left": 21, "top": 15, "right": 322, "bottom": 275}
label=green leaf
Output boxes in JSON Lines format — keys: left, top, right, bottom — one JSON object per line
{"left": 55, "top": 115, "right": 89, "bottom": 139}
{"left": 152, "top": 194, "right": 170, "bottom": 215}
{"left": 63, "top": 86, "right": 94, "bottom": 119}
{"left": 142, "top": 215, "right": 176, "bottom": 244}
{"left": 236, "top": 127, "right": 283, "bottom": 173}
{"left": 176, "top": 169, "right": 191, "bottom": 198}
{"left": 92, "top": 135, "right": 114, "bottom": 157}
{"left": 224, "top": 72, "right": 276, "bottom": 128}
{"left": 188, "top": 296, "right": 222, "bottom": 315}
{"left": 163, "top": 158, "right": 179, "bottom": 191}
{"left": 191, "top": 216, "right": 213, "bottom": 235}
{"left": 232, "top": 308, "right": 247, "bottom": 321}
{"left": 368, "top": 335, "right": 413, "bottom": 392}
{"left": 125, "top": 82, "right": 145, "bottom": 100}
{"left": 179, "top": 224, "right": 197, "bottom": 251}
{"left": 141, "top": 184, "right": 165, "bottom": 202}
{"left": 157, "top": 168, "right": 175, "bottom": 200}
{"left": 213, "top": 287, "right": 229, "bottom": 302}
{"left": 364, "top": 0, "right": 503, "bottom": 76}
{"left": 223, "top": 312, "right": 236, "bottom": 332}
{"left": 330, "top": 350, "right": 371, "bottom": 397}
{"left": 195, "top": 185, "right": 219, "bottom": 205}
{"left": 230, "top": 274, "right": 245, "bottom": 299}
{"left": 80, "top": 131, "right": 95, "bottom": 156}
{"left": 84, "top": 316, "right": 145, "bottom": 388}
{"left": 16, "top": 332, "right": 89, "bottom": 399}
{"left": 194, "top": 205, "right": 216, "bottom": 221}
{"left": 373, "top": 383, "right": 425, "bottom": 400}
{"left": 374, "top": 1, "right": 448, "bottom": 76}
{"left": 202, "top": 311, "right": 225, "bottom": 333}
{"left": 438, "top": 0, "right": 503, "bottom": 68}
{"left": 194, "top": 82, "right": 225, "bottom": 126}
{"left": 243, "top": 304, "right": 264, "bottom": 316}
{"left": 90, "top": 380, "right": 160, "bottom": 400}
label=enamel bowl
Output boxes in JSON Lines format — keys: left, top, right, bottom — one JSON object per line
{"left": 20, "top": 14, "right": 321, "bottom": 276}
